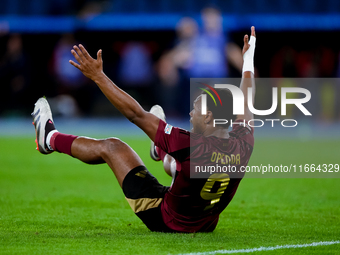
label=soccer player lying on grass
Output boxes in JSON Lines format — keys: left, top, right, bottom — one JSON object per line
{"left": 32, "top": 27, "right": 256, "bottom": 233}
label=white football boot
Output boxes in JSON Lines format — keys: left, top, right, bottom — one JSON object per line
{"left": 31, "top": 97, "right": 58, "bottom": 154}
{"left": 149, "top": 105, "right": 166, "bottom": 161}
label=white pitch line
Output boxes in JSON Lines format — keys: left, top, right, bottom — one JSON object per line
{"left": 176, "top": 240, "right": 340, "bottom": 255}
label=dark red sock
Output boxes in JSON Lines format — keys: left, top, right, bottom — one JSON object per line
{"left": 156, "top": 146, "right": 167, "bottom": 162}
{"left": 54, "top": 133, "right": 78, "bottom": 156}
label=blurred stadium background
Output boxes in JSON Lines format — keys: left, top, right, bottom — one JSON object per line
{"left": 0, "top": 0, "right": 340, "bottom": 134}
{"left": 1, "top": 2, "right": 339, "bottom": 254}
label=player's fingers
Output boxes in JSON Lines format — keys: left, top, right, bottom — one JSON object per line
{"left": 69, "top": 60, "right": 81, "bottom": 70}
{"left": 79, "top": 44, "right": 91, "bottom": 60}
{"left": 97, "top": 49, "right": 102, "bottom": 62}
{"left": 244, "top": 34, "right": 249, "bottom": 45}
{"left": 71, "top": 49, "right": 83, "bottom": 64}
{"left": 251, "top": 26, "right": 256, "bottom": 37}
{"left": 73, "top": 45, "right": 85, "bottom": 62}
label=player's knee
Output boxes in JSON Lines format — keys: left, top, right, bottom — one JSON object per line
{"left": 102, "top": 137, "right": 127, "bottom": 155}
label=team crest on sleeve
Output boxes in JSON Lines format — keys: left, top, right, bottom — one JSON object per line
{"left": 164, "top": 124, "right": 173, "bottom": 135}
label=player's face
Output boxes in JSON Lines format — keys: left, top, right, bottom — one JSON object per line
{"left": 189, "top": 95, "right": 206, "bottom": 133}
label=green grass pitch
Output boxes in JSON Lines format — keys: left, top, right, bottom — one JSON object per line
{"left": 0, "top": 136, "right": 339, "bottom": 254}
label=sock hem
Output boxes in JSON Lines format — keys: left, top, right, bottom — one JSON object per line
{"left": 46, "top": 130, "right": 59, "bottom": 151}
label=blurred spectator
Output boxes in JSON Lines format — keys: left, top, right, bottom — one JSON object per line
{"left": 156, "top": 17, "right": 198, "bottom": 116}
{"left": 112, "top": 41, "right": 157, "bottom": 110}
{"left": 0, "top": 34, "right": 31, "bottom": 115}
{"left": 157, "top": 17, "right": 197, "bottom": 84}
{"left": 188, "top": 7, "right": 243, "bottom": 78}
{"left": 51, "top": 33, "right": 94, "bottom": 116}
{"left": 156, "top": 7, "right": 243, "bottom": 117}
{"left": 118, "top": 42, "right": 154, "bottom": 87}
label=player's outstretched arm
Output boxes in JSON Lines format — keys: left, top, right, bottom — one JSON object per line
{"left": 236, "top": 26, "right": 256, "bottom": 122}
{"left": 69, "top": 44, "right": 159, "bottom": 141}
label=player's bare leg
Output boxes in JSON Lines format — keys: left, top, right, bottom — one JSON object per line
{"left": 71, "top": 137, "right": 144, "bottom": 186}
{"left": 149, "top": 105, "right": 176, "bottom": 178}
{"left": 151, "top": 144, "right": 176, "bottom": 178}
{"left": 32, "top": 97, "right": 145, "bottom": 187}
{"left": 161, "top": 154, "right": 174, "bottom": 177}
{"left": 149, "top": 105, "right": 165, "bottom": 162}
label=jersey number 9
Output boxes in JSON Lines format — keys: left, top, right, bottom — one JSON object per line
{"left": 200, "top": 173, "right": 230, "bottom": 210}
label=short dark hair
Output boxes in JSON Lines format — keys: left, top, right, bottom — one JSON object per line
{"left": 201, "top": 88, "right": 236, "bottom": 127}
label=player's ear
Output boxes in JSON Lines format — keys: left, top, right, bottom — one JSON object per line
{"left": 204, "top": 111, "right": 213, "bottom": 124}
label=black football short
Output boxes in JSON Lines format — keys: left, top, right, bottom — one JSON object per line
{"left": 122, "top": 165, "right": 173, "bottom": 232}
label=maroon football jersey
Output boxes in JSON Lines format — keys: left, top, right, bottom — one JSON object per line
{"left": 155, "top": 120, "right": 254, "bottom": 233}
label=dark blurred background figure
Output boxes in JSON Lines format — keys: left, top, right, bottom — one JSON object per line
{"left": 156, "top": 7, "right": 243, "bottom": 118}
{"left": 50, "top": 33, "right": 94, "bottom": 117}
{"left": 188, "top": 7, "right": 243, "bottom": 78}
{"left": 156, "top": 17, "right": 198, "bottom": 117}
{"left": 118, "top": 42, "right": 154, "bottom": 87}
{"left": 0, "top": 34, "right": 30, "bottom": 116}
{"left": 111, "top": 40, "right": 158, "bottom": 112}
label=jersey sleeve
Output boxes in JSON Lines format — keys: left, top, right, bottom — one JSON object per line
{"left": 154, "top": 120, "right": 191, "bottom": 162}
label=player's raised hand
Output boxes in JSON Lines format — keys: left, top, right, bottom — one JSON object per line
{"left": 242, "top": 26, "right": 256, "bottom": 56}
{"left": 69, "top": 44, "right": 103, "bottom": 81}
